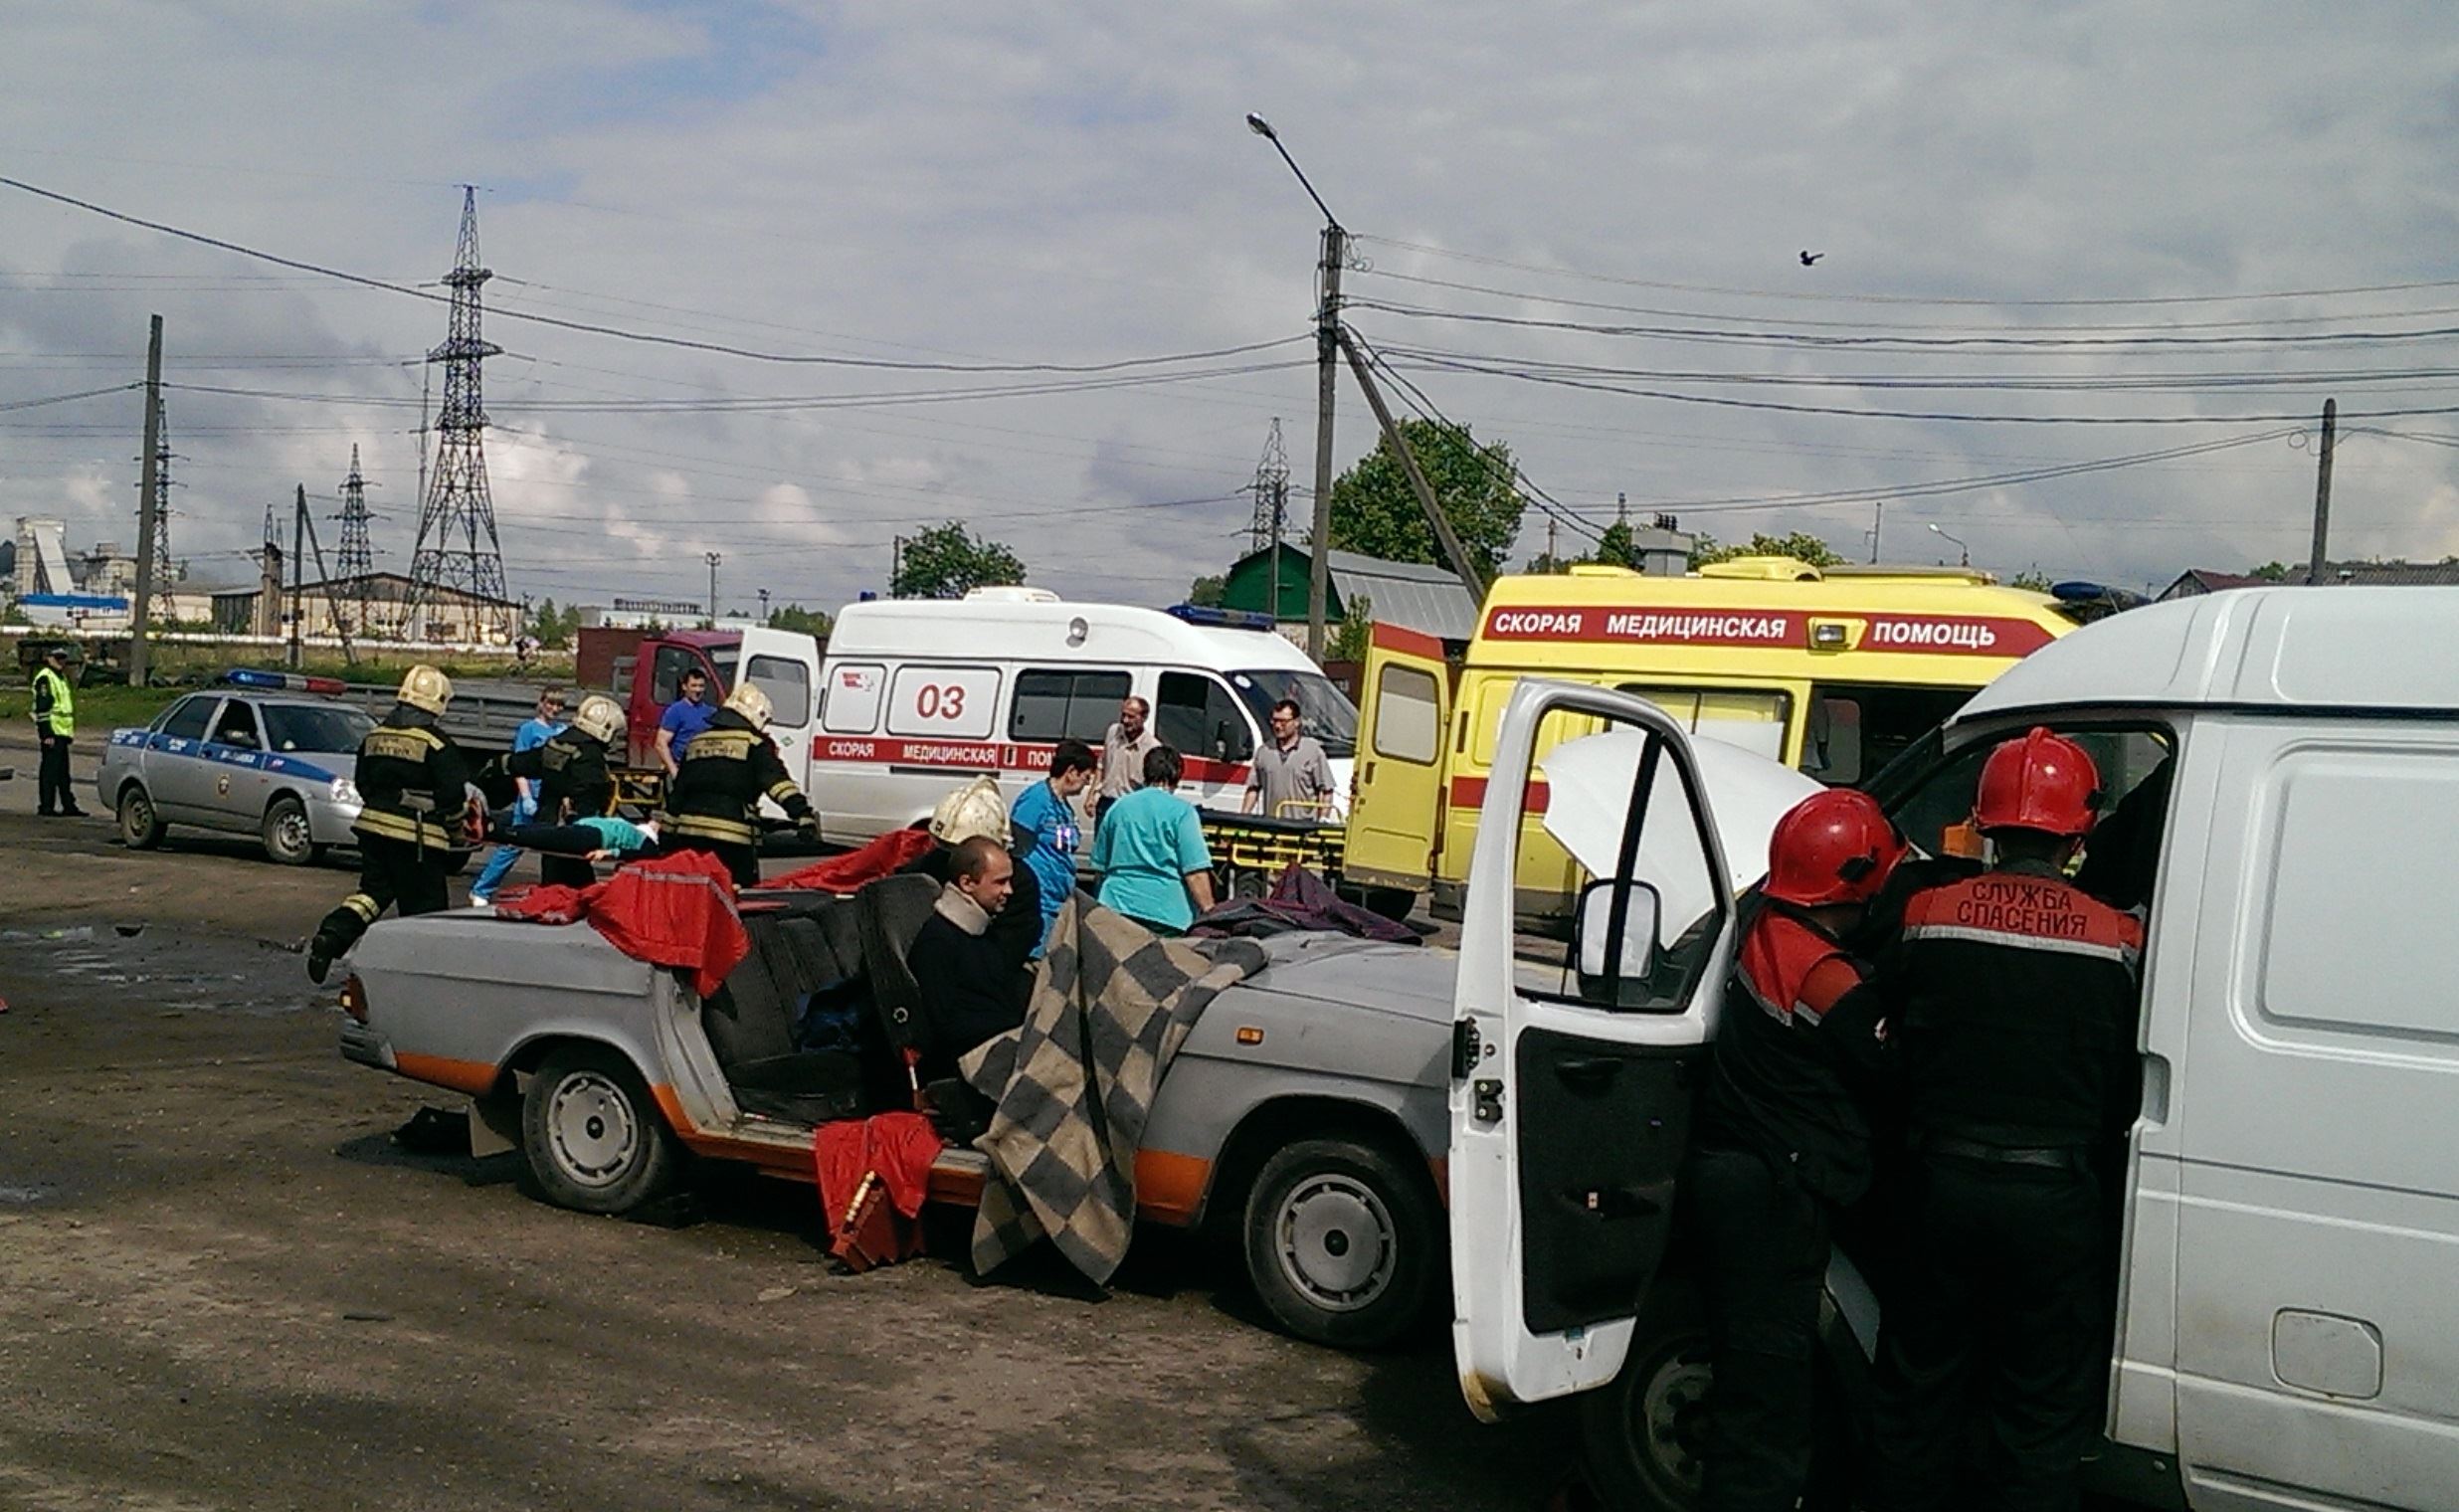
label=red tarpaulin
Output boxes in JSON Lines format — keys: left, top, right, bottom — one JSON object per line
{"left": 761, "top": 827, "right": 934, "bottom": 895}
{"left": 493, "top": 850, "right": 749, "bottom": 998}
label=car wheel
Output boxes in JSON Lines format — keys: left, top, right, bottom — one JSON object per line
{"left": 261, "top": 795, "right": 316, "bottom": 866}
{"left": 1577, "top": 1279, "right": 1714, "bottom": 1512}
{"left": 521, "top": 1043, "right": 681, "bottom": 1217}
{"left": 118, "top": 784, "right": 166, "bottom": 850}
{"left": 1241, "top": 1135, "right": 1439, "bottom": 1350}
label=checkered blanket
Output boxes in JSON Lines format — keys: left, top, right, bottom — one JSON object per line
{"left": 960, "top": 896, "right": 1267, "bottom": 1284}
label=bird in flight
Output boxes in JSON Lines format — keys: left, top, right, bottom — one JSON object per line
{"left": 1799, "top": 250, "right": 1824, "bottom": 267}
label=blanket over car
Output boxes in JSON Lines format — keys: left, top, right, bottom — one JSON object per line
{"left": 960, "top": 896, "right": 1267, "bottom": 1284}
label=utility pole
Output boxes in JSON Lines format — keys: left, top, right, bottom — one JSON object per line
{"left": 127, "top": 314, "right": 164, "bottom": 687}
{"left": 890, "top": 535, "right": 904, "bottom": 598}
{"left": 1546, "top": 512, "right": 1560, "bottom": 573}
{"left": 287, "top": 484, "right": 307, "bottom": 668}
{"left": 1335, "top": 328, "right": 1485, "bottom": 599}
{"left": 758, "top": 588, "right": 771, "bottom": 623}
{"left": 2306, "top": 397, "right": 2337, "bottom": 586}
{"left": 1869, "top": 500, "right": 1883, "bottom": 564}
{"left": 1307, "top": 224, "right": 1346, "bottom": 661}
{"left": 705, "top": 551, "right": 722, "bottom": 622}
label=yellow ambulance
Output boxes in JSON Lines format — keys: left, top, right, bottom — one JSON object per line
{"left": 1343, "top": 556, "right": 2078, "bottom": 923}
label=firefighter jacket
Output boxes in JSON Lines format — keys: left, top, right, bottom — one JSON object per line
{"left": 351, "top": 704, "right": 474, "bottom": 853}
{"left": 662, "top": 708, "right": 811, "bottom": 846}
{"left": 31, "top": 664, "right": 75, "bottom": 738}
{"left": 1888, "top": 859, "right": 2144, "bottom": 1149}
{"left": 506, "top": 729, "right": 615, "bottom": 824}
{"left": 1695, "top": 899, "right": 1890, "bottom": 1206}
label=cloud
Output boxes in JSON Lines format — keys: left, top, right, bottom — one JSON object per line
{"left": 4, "top": 0, "right": 2457, "bottom": 618}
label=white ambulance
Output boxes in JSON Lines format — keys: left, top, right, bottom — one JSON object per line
{"left": 800, "top": 588, "right": 1359, "bottom": 845}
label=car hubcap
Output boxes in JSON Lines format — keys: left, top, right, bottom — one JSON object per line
{"left": 1275, "top": 1174, "right": 1397, "bottom": 1312}
{"left": 546, "top": 1071, "right": 638, "bottom": 1188}
{"left": 1632, "top": 1346, "right": 1713, "bottom": 1494}
{"left": 276, "top": 810, "right": 308, "bottom": 854}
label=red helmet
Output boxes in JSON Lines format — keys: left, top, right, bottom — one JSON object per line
{"left": 1764, "top": 790, "right": 1907, "bottom": 908}
{"left": 1974, "top": 727, "right": 2100, "bottom": 837}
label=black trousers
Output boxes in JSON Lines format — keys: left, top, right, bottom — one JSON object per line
{"left": 1866, "top": 1154, "right": 2105, "bottom": 1512}
{"left": 496, "top": 824, "right": 608, "bottom": 890}
{"left": 312, "top": 834, "right": 452, "bottom": 960}
{"left": 1687, "top": 1142, "right": 1834, "bottom": 1512}
{"left": 666, "top": 835, "right": 760, "bottom": 888}
{"left": 37, "top": 730, "right": 77, "bottom": 814}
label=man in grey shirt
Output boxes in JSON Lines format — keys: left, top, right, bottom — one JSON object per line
{"left": 1097, "top": 695, "right": 1159, "bottom": 825}
{"left": 1244, "top": 697, "right": 1337, "bottom": 820}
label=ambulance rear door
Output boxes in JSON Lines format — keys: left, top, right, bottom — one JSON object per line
{"left": 1344, "top": 623, "right": 1451, "bottom": 893}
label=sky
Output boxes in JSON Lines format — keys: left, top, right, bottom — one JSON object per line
{"left": 4, "top": 0, "right": 2458, "bottom": 616}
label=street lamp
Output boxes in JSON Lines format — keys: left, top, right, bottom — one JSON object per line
{"left": 1247, "top": 110, "right": 1345, "bottom": 663}
{"left": 1928, "top": 522, "right": 1970, "bottom": 567}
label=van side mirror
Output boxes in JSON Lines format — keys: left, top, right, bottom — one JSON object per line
{"left": 1573, "top": 876, "right": 1660, "bottom": 988}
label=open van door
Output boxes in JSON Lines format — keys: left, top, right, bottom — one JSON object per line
{"left": 1449, "top": 678, "right": 1739, "bottom": 1419}
{"left": 1344, "top": 623, "right": 1452, "bottom": 895}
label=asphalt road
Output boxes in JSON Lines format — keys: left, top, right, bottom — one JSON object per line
{"left": 0, "top": 734, "right": 1579, "bottom": 1512}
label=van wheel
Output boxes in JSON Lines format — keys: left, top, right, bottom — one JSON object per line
{"left": 261, "top": 796, "right": 317, "bottom": 865}
{"left": 1241, "top": 1136, "right": 1438, "bottom": 1350}
{"left": 521, "top": 1044, "right": 681, "bottom": 1216}
{"left": 1362, "top": 887, "right": 1416, "bottom": 923}
{"left": 1575, "top": 1279, "right": 1854, "bottom": 1512}
{"left": 118, "top": 784, "right": 166, "bottom": 850}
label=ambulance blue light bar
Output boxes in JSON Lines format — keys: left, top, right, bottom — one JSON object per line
{"left": 223, "top": 667, "right": 349, "bottom": 695}
{"left": 1166, "top": 604, "right": 1277, "bottom": 631}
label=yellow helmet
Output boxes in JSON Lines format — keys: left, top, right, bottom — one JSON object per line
{"left": 723, "top": 682, "right": 773, "bottom": 730}
{"left": 398, "top": 663, "right": 453, "bottom": 715}
{"left": 572, "top": 694, "right": 624, "bottom": 745}
{"left": 928, "top": 775, "right": 1009, "bottom": 847}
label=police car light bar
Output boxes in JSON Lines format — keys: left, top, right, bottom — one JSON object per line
{"left": 1166, "top": 604, "right": 1277, "bottom": 632}
{"left": 223, "top": 667, "right": 349, "bottom": 696}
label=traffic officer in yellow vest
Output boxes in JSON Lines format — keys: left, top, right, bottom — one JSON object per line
{"left": 307, "top": 665, "right": 476, "bottom": 984}
{"left": 499, "top": 692, "right": 623, "bottom": 889}
{"left": 31, "top": 645, "right": 88, "bottom": 818}
{"left": 659, "top": 682, "right": 814, "bottom": 887}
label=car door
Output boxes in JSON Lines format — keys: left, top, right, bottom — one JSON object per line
{"left": 199, "top": 698, "right": 273, "bottom": 832}
{"left": 1345, "top": 624, "right": 1452, "bottom": 892}
{"left": 1449, "top": 678, "right": 1739, "bottom": 1418}
{"left": 146, "top": 694, "right": 230, "bottom": 822}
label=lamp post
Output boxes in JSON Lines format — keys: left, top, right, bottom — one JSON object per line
{"left": 1247, "top": 111, "right": 1345, "bottom": 663}
{"left": 1928, "top": 522, "right": 1970, "bottom": 567}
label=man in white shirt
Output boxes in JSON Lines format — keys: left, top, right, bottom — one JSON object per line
{"left": 1096, "top": 695, "right": 1158, "bottom": 826}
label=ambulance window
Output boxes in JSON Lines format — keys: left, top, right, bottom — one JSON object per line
{"left": 1156, "top": 671, "right": 1254, "bottom": 763}
{"left": 746, "top": 656, "right": 811, "bottom": 728}
{"left": 823, "top": 662, "right": 886, "bottom": 733}
{"left": 1806, "top": 684, "right": 1973, "bottom": 787}
{"left": 1616, "top": 684, "right": 1792, "bottom": 763}
{"left": 1010, "top": 668, "right": 1130, "bottom": 743}
{"left": 1372, "top": 663, "right": 1441, "bottom": 764}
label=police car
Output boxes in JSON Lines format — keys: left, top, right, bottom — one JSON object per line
{"left": 97, "top": 670, "right": 374, "bottom": 865}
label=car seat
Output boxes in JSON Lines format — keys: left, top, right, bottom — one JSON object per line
{"left": 702, "top": 898, "right": 866, "bottom": 1125}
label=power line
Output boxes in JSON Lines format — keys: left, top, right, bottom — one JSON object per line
{"left": 1350, "top": 234, "right": 2459, "bottom": 309}
{"left": 0, "top": 175, "right": 1311, "bottom": 374}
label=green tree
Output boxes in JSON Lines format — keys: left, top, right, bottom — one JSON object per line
{"left": 2010, "top": 568, "right": 2055, "bottom": 592}
{"left": 1186, "top": 574, "right": 1228, "bottom": 608}
{"left": 527, "top": 597, "right": 581, "bottom": 650}
{"left": 1687, "top": 530, "right": 1848, "bottom": 570}
{"left": 893, "top": 521, "right": 1026, "bottom": 600}
{"left": 1327, "top": 595, "right": 1373, "bottom": 662}
{"left": 766, "top": 602, "right": 833, "bottom": 638}
{"left": 2248, "top": 561, "right": 2292, "bottom": 582}
{"left": 1327, "top": 419, "right": 1524, "bottom": 578}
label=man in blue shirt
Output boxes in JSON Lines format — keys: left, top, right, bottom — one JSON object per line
{"left": 1009, "top": 738, "right": 1096, "bottom": 953}
{"left": 470, "top": 688, "right": 567, "bottom": 905}
{"left": 656, "top": 667, "right": 715, "bottom": 778}
{"left": 1090, "top": 745, "right": 1216, "bottom": 934}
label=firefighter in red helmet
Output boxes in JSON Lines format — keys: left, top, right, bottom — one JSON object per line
{"left": 1687, "top": 787, "right": 1906, "bottom": 1512}
{"left": 1865, "top": 728, "right": 2145, "bottom": 1512}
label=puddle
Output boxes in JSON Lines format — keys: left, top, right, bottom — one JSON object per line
{"left": 0, "top": 1185, "right": 55, "bottom": 1206}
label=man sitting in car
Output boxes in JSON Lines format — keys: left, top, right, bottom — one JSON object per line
{"left": 906, "top": 835, "right": 1037, "bottom": 1077}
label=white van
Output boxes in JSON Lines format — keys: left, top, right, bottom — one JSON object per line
{"left": 802, "top": 588, "right": 1359, "bottom": 844}
{"left": 1448, "top": 586, "right": 2459, "bottom": 1510}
